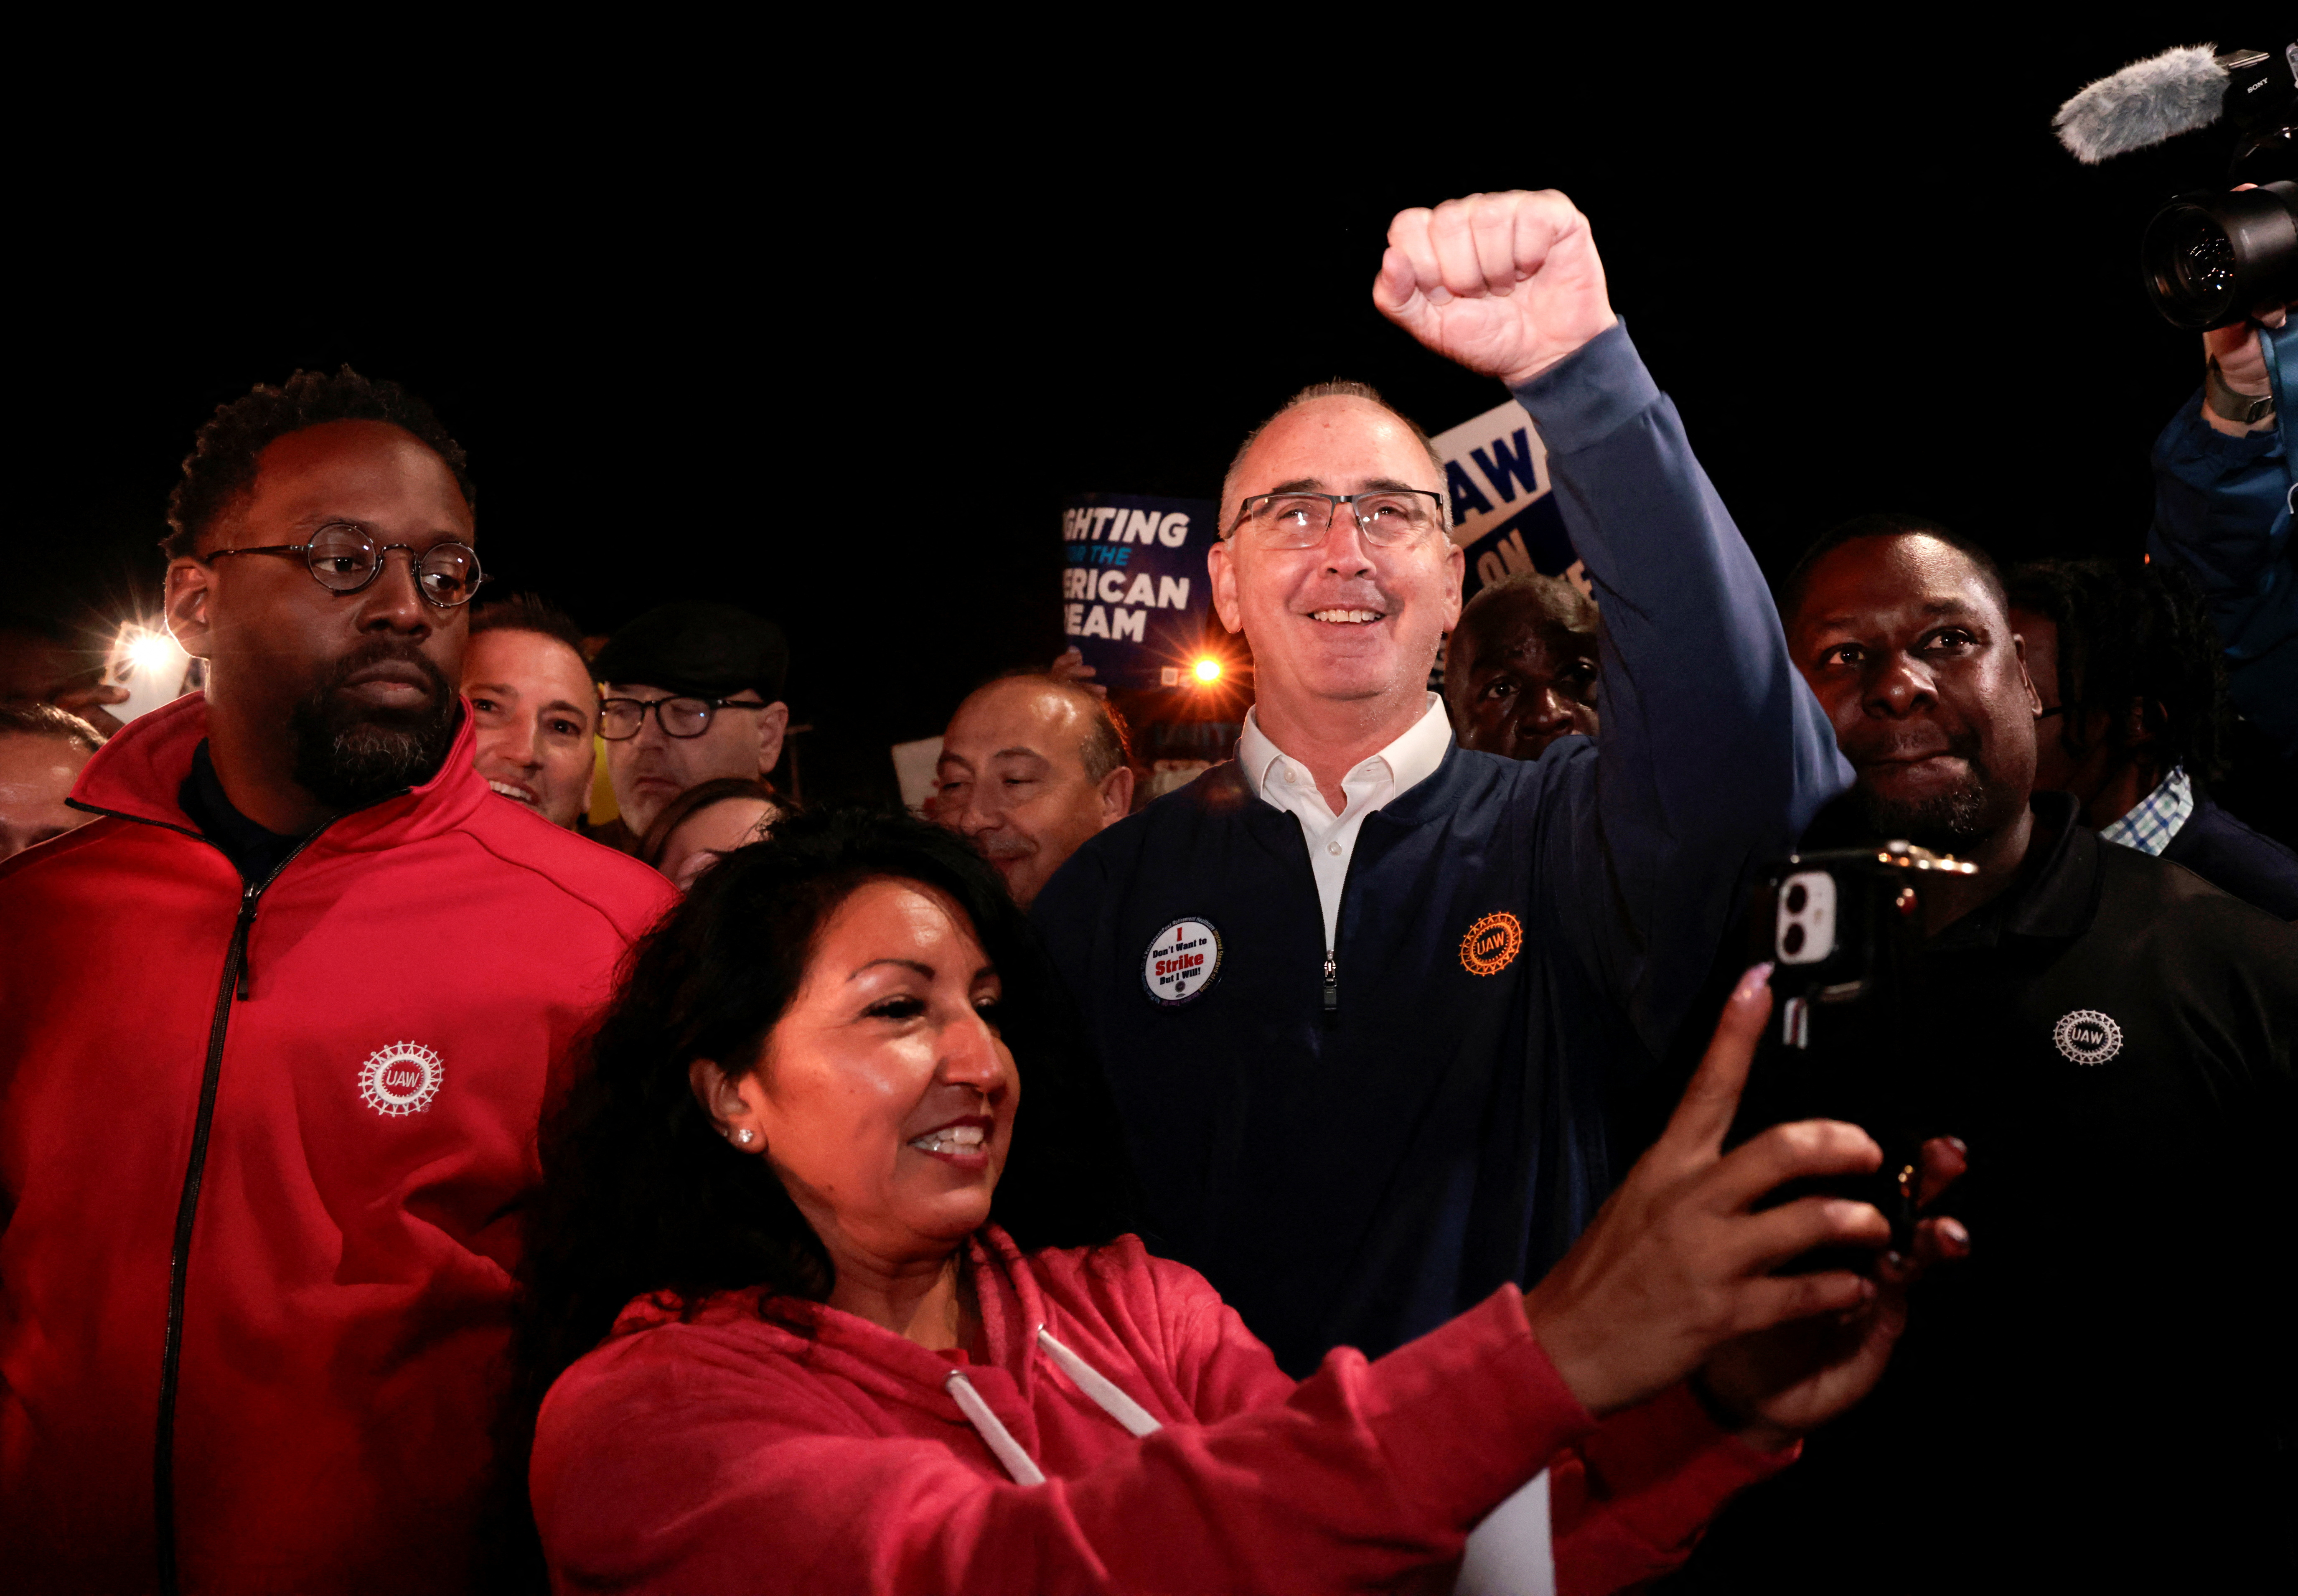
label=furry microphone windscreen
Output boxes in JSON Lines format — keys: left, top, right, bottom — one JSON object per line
{"left": 2054, "top": 44, "right": 2229, "bottom": 163}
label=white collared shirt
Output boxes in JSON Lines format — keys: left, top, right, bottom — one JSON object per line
{"left": 1235, "top": 693, "right": 1454, "bottom": 952}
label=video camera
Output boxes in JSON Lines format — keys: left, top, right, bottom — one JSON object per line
{"left": 2057, "top": 42, "right": 2297, "bottom": 330}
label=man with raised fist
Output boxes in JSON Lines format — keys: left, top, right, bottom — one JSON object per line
{"left": 1035, "top": 190, "right": 1849, "bottom": 1378}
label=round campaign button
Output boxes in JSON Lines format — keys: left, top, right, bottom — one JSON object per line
{"left": 1142, "top": 917, "right": 1222, "bottom": 1006}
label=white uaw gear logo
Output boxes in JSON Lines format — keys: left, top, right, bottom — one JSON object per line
{"left": 358, "top": 1042, "right": 445, "bottom": 1116}
{"left": 2052, "top": 1010, "right": 2123, "bottom": 1066}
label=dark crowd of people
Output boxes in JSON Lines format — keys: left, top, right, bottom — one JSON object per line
{"left": 0, "top": 187, "right": 2291, "bottom": 1596}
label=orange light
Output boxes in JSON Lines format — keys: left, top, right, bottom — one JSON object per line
{"left": 1192, "top": 657, "right": 1222, "bottom": 684}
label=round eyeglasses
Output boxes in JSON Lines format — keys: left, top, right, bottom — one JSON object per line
{"left": 599, "top": 695, "right": 771, "bottom": 741}
{"left": 1225, "top": 489, "right": 1447, "bottom": 549}
{"left": 203, "top": 522, "right": 485, "bottom": 608}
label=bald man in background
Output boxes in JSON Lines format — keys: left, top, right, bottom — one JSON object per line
{"left": 932, "top": 674, "right": 1133, "bottom": 908}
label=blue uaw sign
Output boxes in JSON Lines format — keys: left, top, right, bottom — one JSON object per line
{"left": 1433, "top": 399, "right": 1584, "bottom": 603}
{"left": 1061, "top": 493, "right": 1218, "bottom": 692}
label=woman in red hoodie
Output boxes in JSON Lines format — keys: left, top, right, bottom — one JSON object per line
{"left": 508, "top": 810, "right": 1965, "bottom": 1594}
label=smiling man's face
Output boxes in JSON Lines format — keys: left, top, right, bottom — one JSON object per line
{"left": 1789, "top": 532, "right": 2039, "bottom": 850}
{"left": 463, "top": 627, "right": 598, "bottom": 827}
{"left": 1209, "top": 397, "right": 1462, "bottom": 719}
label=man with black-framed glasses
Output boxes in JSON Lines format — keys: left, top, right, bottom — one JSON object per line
{"left": 589, "top": 601, "right": 791, "bottom": 854}
{"left": 0, "top": 368, "right": 675, "bottom": 1596}
{"left": 1034, "top": 190, "right": 1853, "bottom": 1414}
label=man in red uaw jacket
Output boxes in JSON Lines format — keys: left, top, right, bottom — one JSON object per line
{"left": 0, "top": 369, "right": 676, "bottom": 1596}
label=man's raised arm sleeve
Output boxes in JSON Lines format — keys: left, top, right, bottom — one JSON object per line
{"left": 1513, "top": 322, "right": 1850, "bottom": 1057}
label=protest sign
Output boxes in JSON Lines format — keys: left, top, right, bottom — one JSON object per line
{"left": 1060, "top": 493, "right": 1221, "bottom": 693}
{"left": 1433, "top": 399, "right": 1586, "bottom": 602}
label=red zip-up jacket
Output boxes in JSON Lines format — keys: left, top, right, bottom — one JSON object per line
{"left": 532, "top": 1227, "right": 1791, "bottom": 1595}
{"left": 0, "top": 693, "right": 676, "bottom": 1595}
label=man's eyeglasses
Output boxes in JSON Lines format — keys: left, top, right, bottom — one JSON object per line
{"left": 599, "top": 695, "right": 770, "bottom": 741}
{"left": 1225, "top": 489, "right": 1447, "bottom": 549}
{"left": 203, "top": 522, "right": 485, "bottom": 608}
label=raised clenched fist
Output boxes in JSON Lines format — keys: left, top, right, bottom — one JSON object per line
{"left": 1373, "top": 190, "right": 1619, "bottom": 388}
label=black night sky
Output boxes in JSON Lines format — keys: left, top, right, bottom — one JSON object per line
{"left": 9, "top": 20, "right": 2279, "bottom": 811}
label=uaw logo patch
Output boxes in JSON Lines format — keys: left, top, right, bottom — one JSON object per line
{"left": 358, "top": 1041, "right": 445, "bottom": 1116}
{"left": 2052, "top": 1010, "right": 2123, "bottom": 1067}
{"left": 1142, "top": 917, "right": 1222, "bottom": 1006}
{"left": 1459, "top": 911, "right": 1524, "bottom": 977}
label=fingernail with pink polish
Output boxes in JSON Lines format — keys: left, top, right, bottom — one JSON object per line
{"left": 1736, "top": 962, "right": 1774, "bottom": 1001}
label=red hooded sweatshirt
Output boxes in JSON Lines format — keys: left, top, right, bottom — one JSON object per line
{"left": 531, "top": 1227, "right": 1790, "bottom": 1595}
{"left": 0, "top": 693, "right": 676, "bottom": 1596}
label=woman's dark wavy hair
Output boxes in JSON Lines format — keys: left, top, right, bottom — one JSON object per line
{"left": 485, "top": 805, "right": 1139, "bottom": 1585}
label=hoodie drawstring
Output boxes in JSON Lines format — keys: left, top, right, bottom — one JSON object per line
{"left": 945, "top": 1369, "right": 1046, "bottom": 1486}
{"left": 1034, "top": 1326, "right": 1162, "bottom": 1437}
{"left": 945, "top": 1325, "right": 1164, "bottom": 1486}
{"left": 945, "top": 1324, "right": 1555, "bottom": 1592}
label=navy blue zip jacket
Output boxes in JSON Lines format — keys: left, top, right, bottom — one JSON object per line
{"left": 1032, "top": 324, "right": 1850, "bottom": 1376}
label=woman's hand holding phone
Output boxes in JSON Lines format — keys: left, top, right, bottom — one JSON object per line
{"left": 1698, "top": 1134, "right": 1970, "bottom": 1451}
{"left": 1522, "top": 966, "right": 1968, "bottom": 1433}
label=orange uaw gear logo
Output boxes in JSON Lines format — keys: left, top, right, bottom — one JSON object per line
{"left": 1459, "top": 912, "right": 1523, "bottom": 976}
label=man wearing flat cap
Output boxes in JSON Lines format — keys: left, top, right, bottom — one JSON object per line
{"left": 591, "top": 602, "right": 790, "bottom": 851}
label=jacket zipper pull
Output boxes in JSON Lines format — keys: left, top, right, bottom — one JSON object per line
{"left": 233, "top": 882, "right": 260, "bottom": 1002}
{"left": 1322, "top": 949, "right": 1338, "bottom": 1012}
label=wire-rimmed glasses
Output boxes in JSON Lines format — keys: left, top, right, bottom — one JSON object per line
{"left": 203, "top": 522, "right": 484, "bottom": 608}
{"left": 1225, "top": 489, "right": 1447, "bottom": 548}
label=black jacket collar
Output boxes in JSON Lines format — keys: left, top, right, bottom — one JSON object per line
{"left": 1927, "top": 791, "right": 2100, "bottom": 953}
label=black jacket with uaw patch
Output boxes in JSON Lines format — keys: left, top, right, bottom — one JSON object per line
{"left": 1674, "top": 792, "right": 2298, "bottom": 1593}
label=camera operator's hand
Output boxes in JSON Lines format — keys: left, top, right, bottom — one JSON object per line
{"left": 1373, "top": 191, "right": 1619, "bottom": 388}
{"left": 1696, "top": 1136, "right": 1970, "bottom": 1451}
{"left": 1521, "top": 967, "right": 1891, "bottom": 1417}
{"left": 2205, "top": 306, "right": 2286, "bottom": 386}
{"left": 2200, "top": 305, "right": 2288, "bottom": 438}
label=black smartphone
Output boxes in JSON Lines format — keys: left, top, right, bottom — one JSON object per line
{"left": 1724, "top": 843, "right": 1973, "bottom": 1263}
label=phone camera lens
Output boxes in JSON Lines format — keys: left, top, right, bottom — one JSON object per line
{"left": 1782, "top": 923, "right": 1806, "bottom": 956}
{"left": 1785, "top": 883, "right": 1808, "bottom": 913}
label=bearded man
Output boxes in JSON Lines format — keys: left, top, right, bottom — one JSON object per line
{"left": 0, "top": 369, "right": 674, "bottom": 1595}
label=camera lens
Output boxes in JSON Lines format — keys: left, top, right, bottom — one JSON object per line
{"left": 2141, "top": 181, "right": 2298, "bottom": 330}
{"left": 1783, "top": 923, "right": 1806, "bottom": 956}
{"left": 1785, "top": 883, "right": 1807, "bottom": 913}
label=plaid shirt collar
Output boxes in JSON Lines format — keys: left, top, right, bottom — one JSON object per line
{"left": 2096, "top": 764, "right": 2194, "bottom": 856}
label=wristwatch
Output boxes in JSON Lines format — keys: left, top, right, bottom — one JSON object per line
{"left": 2205, "top": 357, "right": 2276, "bottom": 425}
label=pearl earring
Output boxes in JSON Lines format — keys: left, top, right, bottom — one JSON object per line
{"left": 736, "top": 1128, "right": 756, "bottom": 1146}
